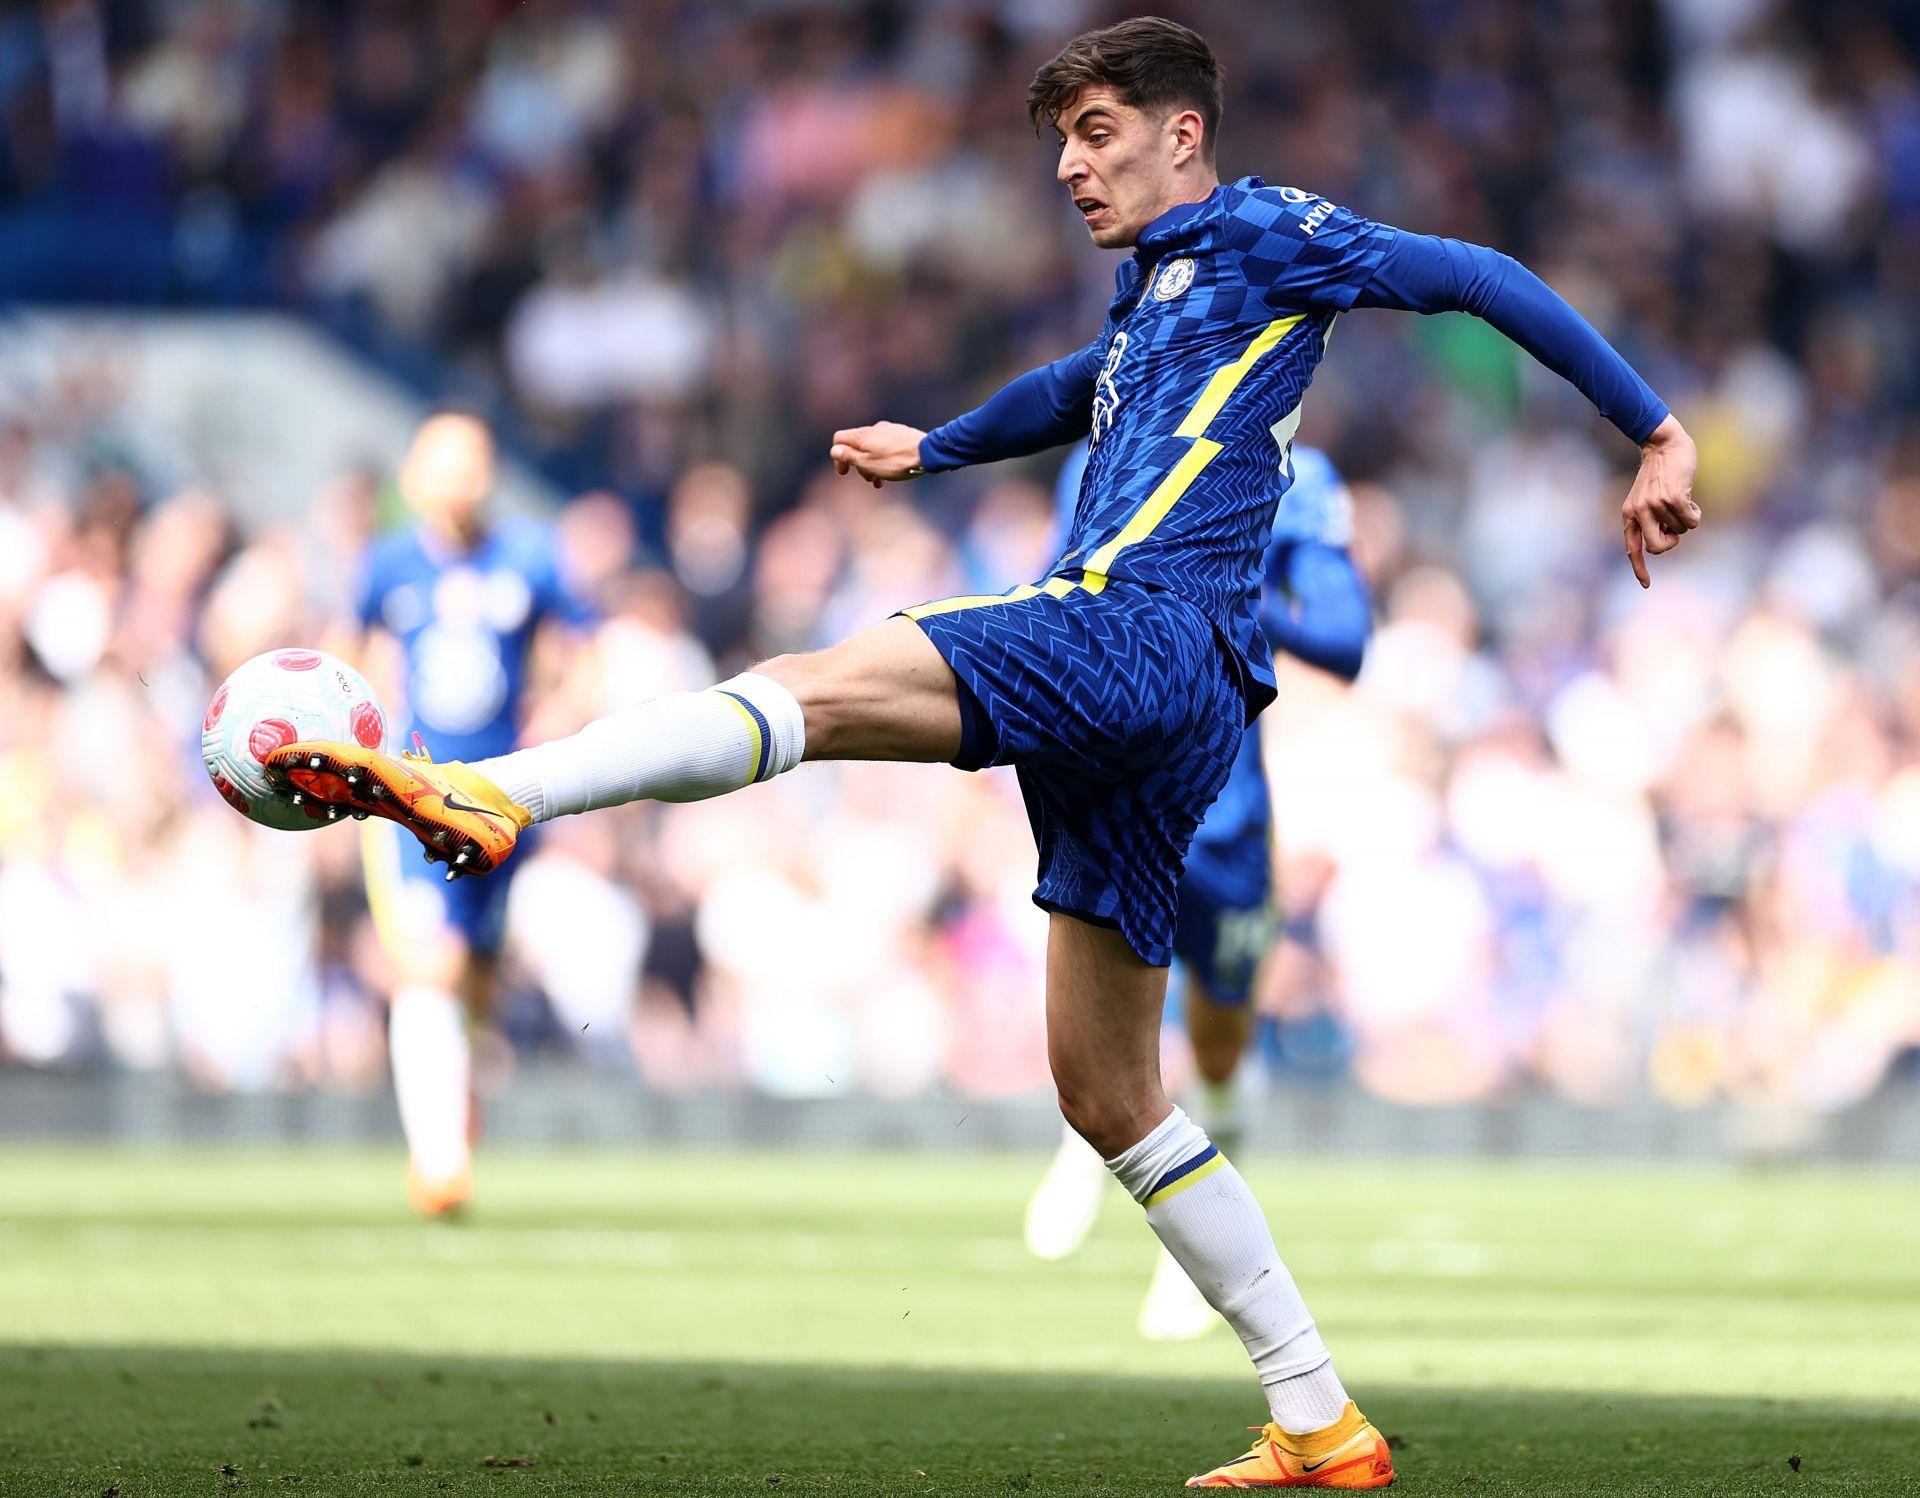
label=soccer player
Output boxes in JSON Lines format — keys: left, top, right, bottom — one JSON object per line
{"left": 1023, "top": 441, "right": 1370, "bottom": 1347}
{"left": 269, "top": 18, "right": 1698, "bottom": 1484}
{"left": 346, "top": 412, "right": 592, "bottom": 1217}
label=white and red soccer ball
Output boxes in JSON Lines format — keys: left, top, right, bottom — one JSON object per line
{"left": 201, "top": 648, "right": 389, "bottom": 831}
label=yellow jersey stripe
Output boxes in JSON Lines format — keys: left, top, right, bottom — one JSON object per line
{"left": 1142, "top": 1149, "right": 1228, "bottom": 1208}
{"left": 1079, "top": 437, "right": 1222, "bottom": 593}
{"left": 1078, "top": 313, "right": 1306, "bottom": 595}
{"left": 712, "top": 690, "right": 767, "bottom": 783}
{"left": 1174, "top": 314, "right": 1304, "bottom": 438}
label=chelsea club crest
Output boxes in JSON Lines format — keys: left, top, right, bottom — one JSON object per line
{"left": 1153, "top": 257, "right": 1195, "bottom": 301}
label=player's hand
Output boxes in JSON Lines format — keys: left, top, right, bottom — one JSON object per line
{"left": 830, "top": 422, "right": 927, "bottom": 489}
{"left": 1623, "top": 414, "right": 1700, "bottom": 588}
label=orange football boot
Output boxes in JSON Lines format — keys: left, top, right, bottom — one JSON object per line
{"left": 406, "top": 1160, "right": 473, "bottom": 1220}
{"left": 264, "top": 736, "right": 530, "bottom": 879}
{"left": 1187, "top": 1404, "right": 1394, "bottom": 1488}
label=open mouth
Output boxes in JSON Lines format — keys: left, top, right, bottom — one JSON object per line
{"left": 1075, "top": 196, "right": 1109, "bottom": 225}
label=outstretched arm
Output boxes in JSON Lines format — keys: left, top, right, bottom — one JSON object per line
{"left": 1353, "top": 233, "right": 1699, "bottom": 586}
{"left": 1262, "top": 540, "right": 1371, "bottom": 681}
{"left": 831, "top": 336, "right": 1104, "bottom": 488}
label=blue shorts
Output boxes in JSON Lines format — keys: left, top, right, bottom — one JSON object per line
{"left": 362, "top": 820, "right": 523, "bottom": 957}
{"left": 906, "top": 578, "right": 1243, "bottom": 966}
{"left": 1172, "top": 833, "right": 1276, "bottom": 1006}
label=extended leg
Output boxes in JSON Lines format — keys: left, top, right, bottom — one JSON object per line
{"left": 269, "top": 617, "right": 965, "bottom": 869}
{"left": 475, "top": 615, "right": 961, "bottom": 818}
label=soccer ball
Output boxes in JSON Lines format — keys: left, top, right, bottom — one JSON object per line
{"left": 201, "top": 648, "right": 389, "bottom": 831}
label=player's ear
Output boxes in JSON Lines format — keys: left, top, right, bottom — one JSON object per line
{"left": 1168, "top": 107, "right": 1205, "bottom": 166}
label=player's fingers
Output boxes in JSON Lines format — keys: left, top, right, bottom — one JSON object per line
{"left": 1649, "top": 494, "right": 1699, "bottom": 534}
{"left": 833, "top": 445, "right": 875, "bottom": 478}
{"left": 1625, "top": 515, "right": 1649, "bottom": 589}
{"left": 1634, "top": 497, "right": 1683, "bottom": 555}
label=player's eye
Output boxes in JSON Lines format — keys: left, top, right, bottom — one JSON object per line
{"left": 1088, "top": 132, "right": 1110, "bottom": 146}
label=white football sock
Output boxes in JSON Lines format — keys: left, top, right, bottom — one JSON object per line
{"left": 1106, "top": 1106, "right": 1350, "bottom": 1432}
{"left": 388, "top": 985, "right": 472, "bottom": 1184}
{"left": 471, "top": 671, "right": 806, "bottom": 823}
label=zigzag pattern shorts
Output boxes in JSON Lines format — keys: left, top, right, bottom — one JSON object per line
{"left": 905, "top": 578, "right": 1245, "bottom": 966}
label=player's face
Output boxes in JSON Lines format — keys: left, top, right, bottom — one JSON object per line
{"left": 1054, "top": 87, "right": 1193, "bottom": 249}
{"left": 401, "top": 415, "right": 495, "bottom": 539}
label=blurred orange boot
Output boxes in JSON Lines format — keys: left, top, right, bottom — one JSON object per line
{"left": 406, "top": 1161, "right": 473, "bottom": 1220}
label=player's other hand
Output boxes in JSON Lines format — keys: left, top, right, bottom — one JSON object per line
{"left": 1623, "top": 414, "right": 1700, "bottom": 588}
{"left": 830, "top": 422, "right": 927, "bottom": 488}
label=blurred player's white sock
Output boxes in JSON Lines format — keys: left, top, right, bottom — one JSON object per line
{"left": 472, "top": 671, "right": 806, "bottom": 823}
{"left": 1024, "top": 1119, "right": 1109, "bottom": 1261}
{"left": 1106, "top": 1106, "right": 1350, "bottom": 1431}
{"left": 1196, "top": 1073, "right": 1252, "bottom": 1160}
{"left": 388, "top": 985, "right": 472, "bottom": 1184}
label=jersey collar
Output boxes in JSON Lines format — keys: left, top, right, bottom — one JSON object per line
{"left": 1112, "top": 178, "right": 1253, "bottom": 300}
{"left": 1134, "top": 177, "right": 1248, "bottom": 258}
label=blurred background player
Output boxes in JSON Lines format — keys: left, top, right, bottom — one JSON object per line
{"left": 347, "top": 412, "right": 594, "bottom": 1216}
{"left": 1024, "top": 439, "right": 1372, "bottom": 1340}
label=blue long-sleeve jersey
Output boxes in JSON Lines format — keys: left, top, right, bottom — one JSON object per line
{"left": 1053, "top": 441, "right": 1370, "bottom": 853}
{"left": 357, "top": 517, "right": 593, "bottom": 764}
{"left": 922, "top": 177, "right": 1665, "bottom": 718}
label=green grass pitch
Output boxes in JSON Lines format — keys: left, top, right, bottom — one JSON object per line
{"left": 1, "top": 1147, "right": 1916, "bottom": 1494}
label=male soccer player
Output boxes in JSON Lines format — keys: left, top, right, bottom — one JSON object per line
{"left": 347, "top": 412, "right": 592, "bottom": 1217}
{"left": 1023, "top": 441, "right": 1371, "bottom": 1347}
{"left": 270, "top": 17, "right": 1698, "bottom": 1484}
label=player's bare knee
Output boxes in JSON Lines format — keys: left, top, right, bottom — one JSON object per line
{"left": 756, "top": 624, "right": 960, "bottom": 763}
{"left": 1055, "top": 1078, "right": 1165, "bottom": 1160}
{"left": 755, "top": 650, "right": 845, "bottom": 752}
{"left": 390, "top": 932, "right": 467, "bottom": 992}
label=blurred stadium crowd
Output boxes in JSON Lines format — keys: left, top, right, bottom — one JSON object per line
{"left": 3, "top": 0, "right": 1920, "bottom": 1112}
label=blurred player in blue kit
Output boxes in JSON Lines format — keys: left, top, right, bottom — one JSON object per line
{"left": 1023, "top": 440, "right": 1371, "bottom": 1342}
{"left": 273, "top": 17, "right": 1698, "bottom": 1484}
{"left": 347, "top": 413, "right": 592, "bottom": 1217}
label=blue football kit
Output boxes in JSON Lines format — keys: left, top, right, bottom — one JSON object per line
{"left": 1053, "top": 441, "right": 1370, "bottom": 1002}
{"left": 355, "top": 516, "right": 592, "bottom": 953}
{"left": 904, "top": 177, "right": 1666, "bottom": 966}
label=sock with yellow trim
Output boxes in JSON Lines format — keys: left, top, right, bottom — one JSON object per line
{"left": 1105, "top": 1107, "right": 1348, "bottom": 1429}
{"left": 471, "top": 671, "right": 806, "bottom": 823}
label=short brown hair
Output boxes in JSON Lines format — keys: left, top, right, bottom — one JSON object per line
{"left": 1028, "top": 17, "right": 1224, "bottom": 161}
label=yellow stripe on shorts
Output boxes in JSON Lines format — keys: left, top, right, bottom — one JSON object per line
{"left": 903, "top": 575, "right": 1076, "bottom": 620}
